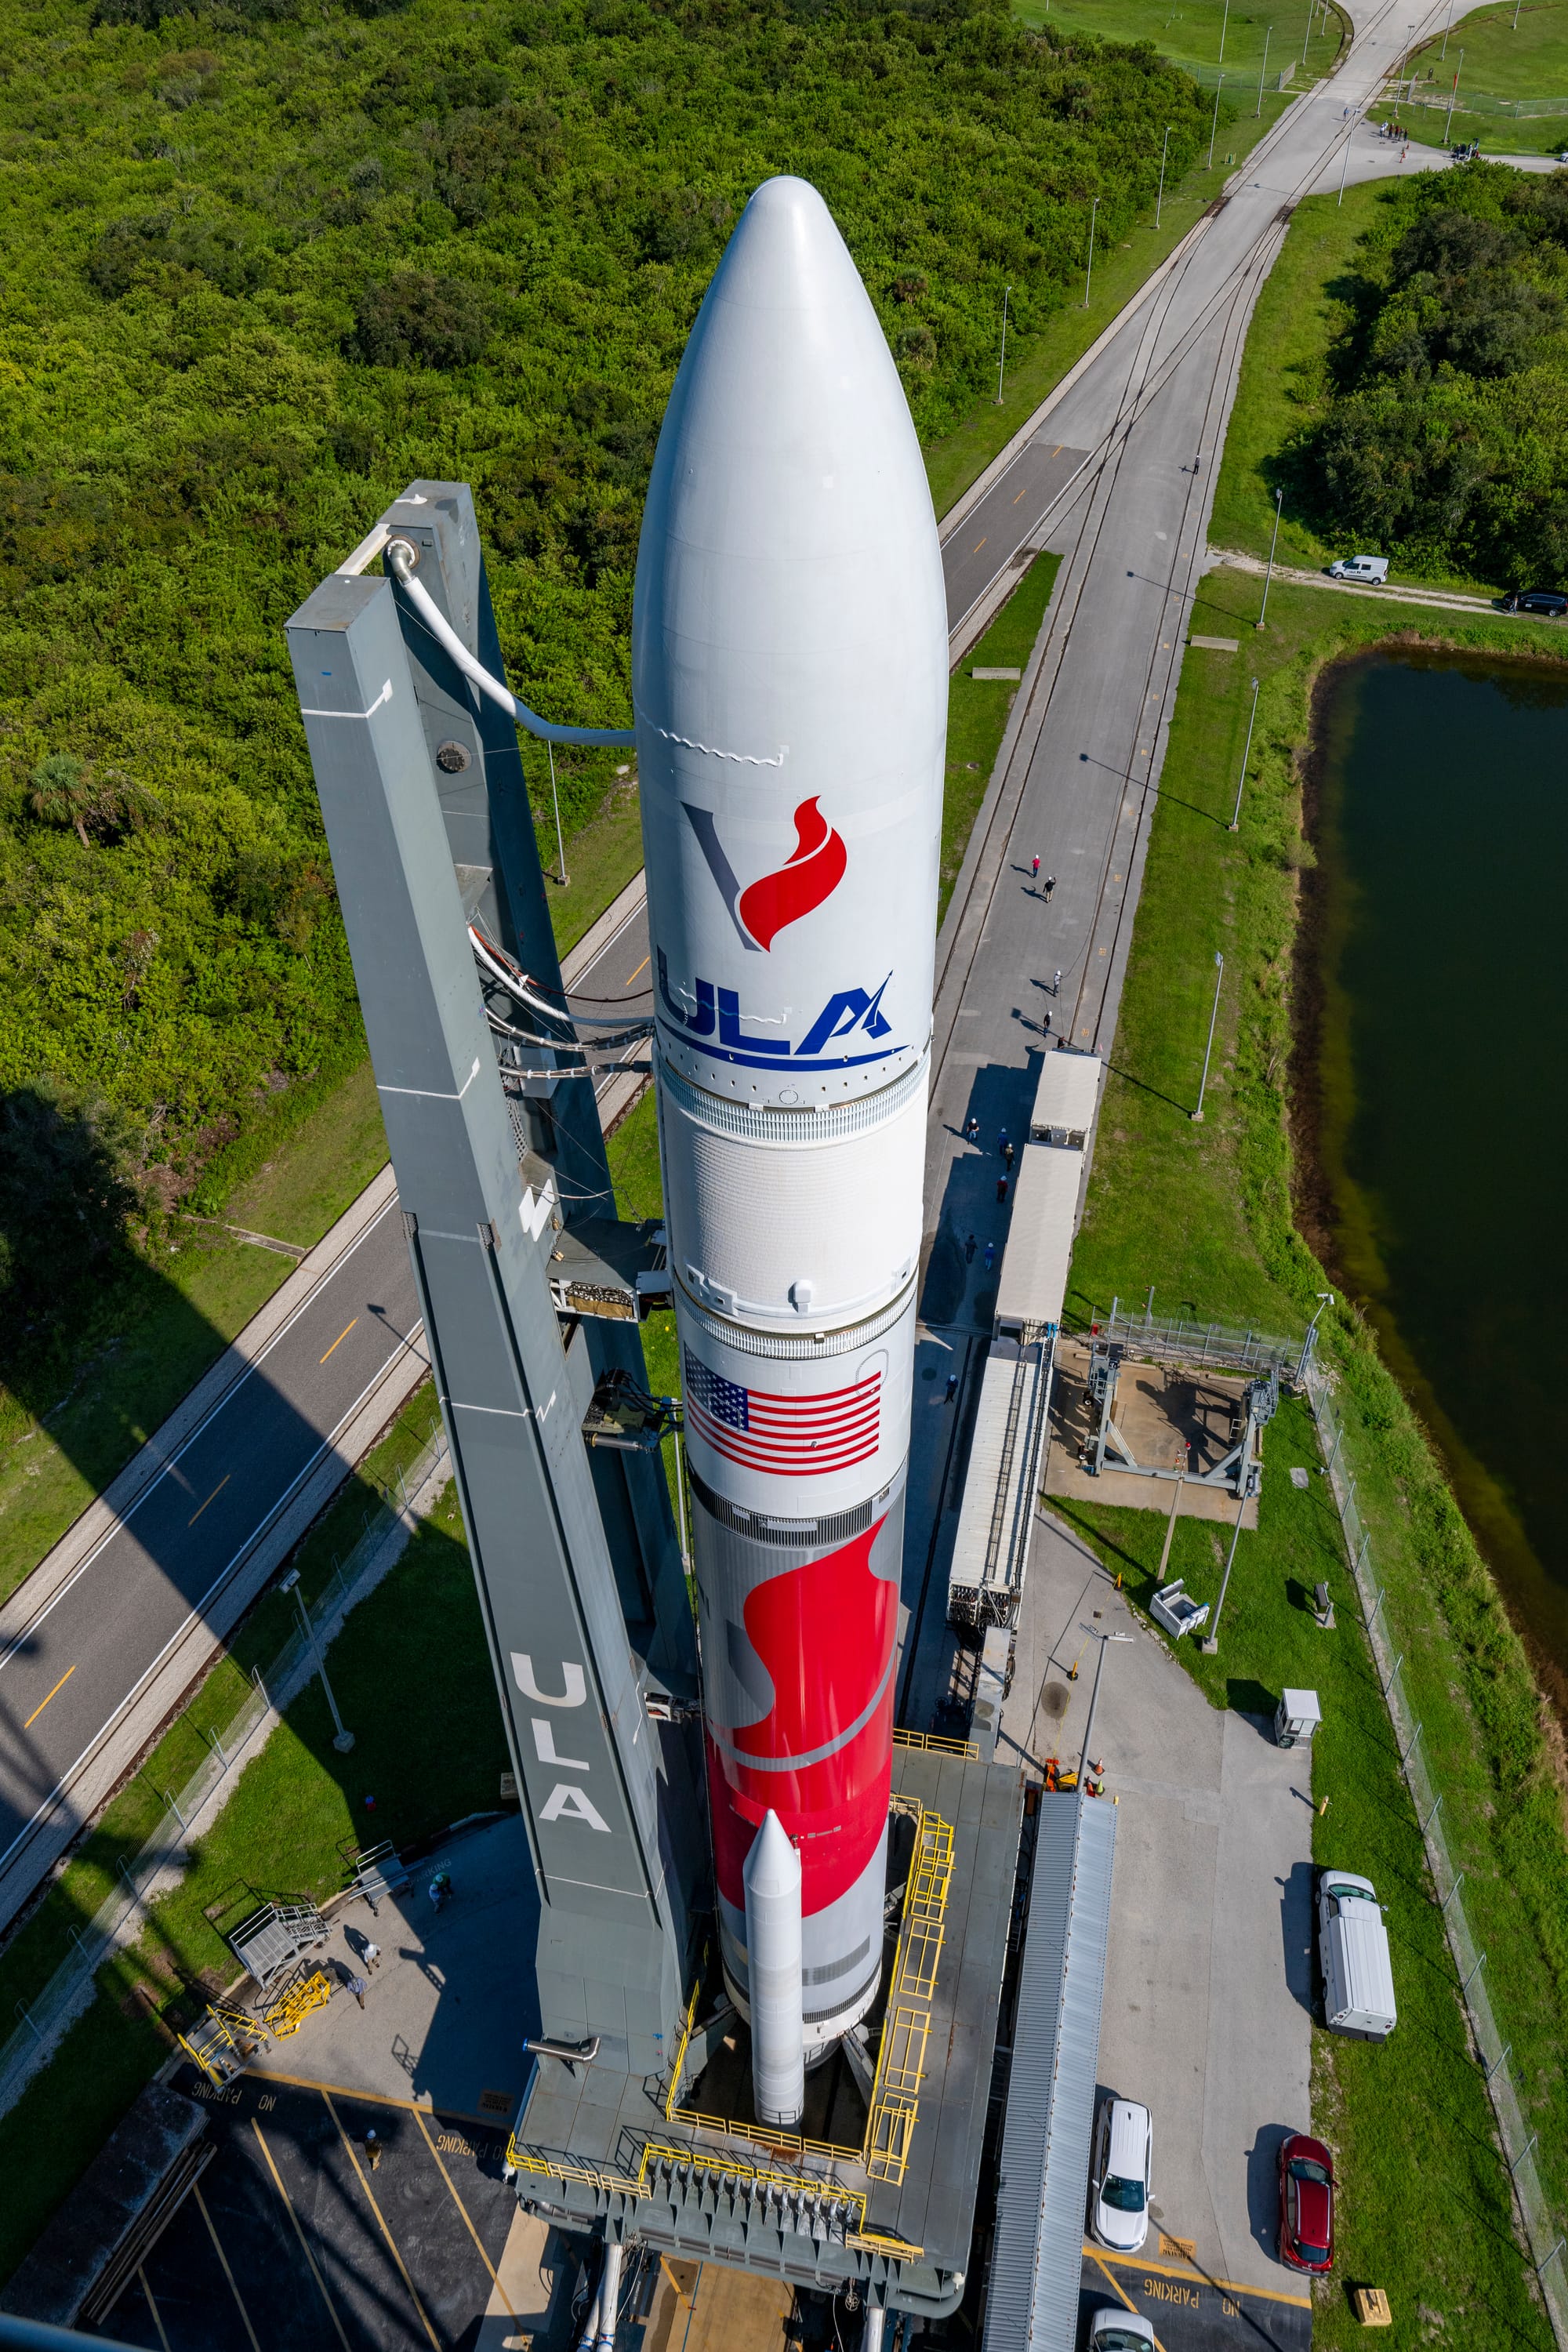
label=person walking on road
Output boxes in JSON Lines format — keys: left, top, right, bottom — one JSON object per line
{"left": 945, "top": 1370, "right": 959, "bottom": 1403}
{"left": 364, "top": 1942, "right": 380, "bottom": 1973}
{"left": 349, "top": 1974, "right": 368, "bottom": 2010}
{"left": 996, "top": 1176, "right": 1009, "bottom": 1204}
{"left": 984, "top": 1240, "right": 996, "bottom": 1271}
{"left": 1002, "top": 1141, "right": 1014, "bottom": 1174}
{"left": 964, "top": 1113, "right": 980, "bottom": 1145}
{"left": 997, "top": 1127, "right": 1009, "bottom": 1157}
{"left": 1043, "top": 875, "right": 1056, "bottom": 900}
{"left": 964, "top": 1232, "right": 976, "bottom": 1263}
{"left": 1030, "top": 854, "right": 1040, "bottom": 879}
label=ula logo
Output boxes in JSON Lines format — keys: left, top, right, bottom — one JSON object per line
{"left": 658, "top": 950, "right": 896, "bottom": 1073}
{"left": 685, "top": 797, "right": 847, "bottom": 953}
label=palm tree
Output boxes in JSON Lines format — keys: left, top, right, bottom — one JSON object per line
{"left": 27, "top": 754, "right": 160, "bottom": 846}
{"left": 27, "top": 753, "right": 97, "bottom": 848}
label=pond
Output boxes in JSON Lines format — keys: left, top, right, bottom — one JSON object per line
{"left": 1308, "top": 645, "right": 1568, "bottom": 1718}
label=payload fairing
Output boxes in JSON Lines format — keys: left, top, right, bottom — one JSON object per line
{"left": 633, "top": 178, "right": 948, "bottom": 2091}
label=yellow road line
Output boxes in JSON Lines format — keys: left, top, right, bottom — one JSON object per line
{"left": 320, "top": 1316, "right": 359, "bottom": 1364}
{"left": 138, "top": 2267, "right": 172, "bottom": 2352}
{"left": 24, "top": 1664, "right": 75, "bottom": 1730}
{"left": 188, "top": 1474, "right": 230, "bottom": 1527}
{"left": 1084, "top": 2245, "right": 1312, "bottom": 2310}
{"left": 194, "top": 2181, "right": 263, "bottom": 2352}
{"left": 322, "top": 2088, "right": 441, "bottom": 2351}
{"left": 625, "top": 954, "right": 651, "bottom": 986}
{"left": 1087, "top": 2251, "right": 1169, "bottom": 2352}
{"left": 252, "top": 2118, "right": 353, "bottom": 2352}
{"left": 413, "top": 2107, "right": 516, "bottom": 2317}
{"left": 971, "top": 536, "right": 987, "bottom": 553}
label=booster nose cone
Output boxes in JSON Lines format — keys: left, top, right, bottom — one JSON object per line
{"left": 743, "top": 1809, "right": 805, "bottom": 2128}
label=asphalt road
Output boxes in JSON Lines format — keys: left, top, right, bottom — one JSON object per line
{"left": 942, "top": 436, "right": 1088, "bottom": 638}
{"left": 0, "top": 898, "right": 655, "bottom": 1913}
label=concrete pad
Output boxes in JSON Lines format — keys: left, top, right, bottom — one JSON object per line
{"left": 251, "top": 1813, "right": 539, "bottom": 2129}
{"left": 996, "top": 1508, "right": 1312, "bottom": 2302}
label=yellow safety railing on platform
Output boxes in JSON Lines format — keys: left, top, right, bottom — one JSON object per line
{"left": 891, "top": 1729, "right": 978, "bottom": 1761}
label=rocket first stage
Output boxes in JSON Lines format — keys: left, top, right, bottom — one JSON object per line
{"left": 633, "top": 177, "right": 948, "bottom": 2094}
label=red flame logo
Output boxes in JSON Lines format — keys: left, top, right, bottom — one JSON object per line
{"left": 737, "top": 797, "right": 848, "bottom": 952}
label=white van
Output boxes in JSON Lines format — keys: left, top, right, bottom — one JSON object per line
{"left": 1328, "top": 554, "right": 1389, "bottom": 585}
{"left": 1316, "top": 1870, "right": 1397, "bottom": 2039}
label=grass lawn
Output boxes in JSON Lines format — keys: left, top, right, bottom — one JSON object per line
{"left": 1015, "top": 0, "right": 1346, "bottom": 85}
{"left": 922, "top": 93, "right": 1299, "bottom": 518}
{"left": 1402, "top": 0, "right": 1568, "bottom": 103}
{"left": 1205, "top": 181, "right": 1506, "bottom": 595}
{"left": 1053, "top": 1392, "right": 1548, "bottom": 2347}
{"left": 0, "top": 1384, "right": 503, "bottom": 2287}
{"left": 1068, "top": 559, "right": 1568, "bottom": 2332}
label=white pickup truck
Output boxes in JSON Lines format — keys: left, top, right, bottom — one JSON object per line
{"left": 1328, "top": 554, "right": 1389, "bottom": 585}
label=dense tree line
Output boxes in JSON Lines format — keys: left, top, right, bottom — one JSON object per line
{"left": 1296, "top": 162, "right": 1568, "bottom": 585}
{"left": 0, "top": 0, "right": 1210, "bottom": 1280}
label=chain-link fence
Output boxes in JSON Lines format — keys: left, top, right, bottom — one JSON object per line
{"left": 1302, "top": 1365, "right": 1566, "bottom": 2347}
{"left": 1092, "top": 1301, "right": 1305, "bottom": 1381}
{"left": 0, "top": 1425, "right": 449, "bottom": 2120}
{"left": 1392, "top": 80, "right": 1568, "bottom": 117}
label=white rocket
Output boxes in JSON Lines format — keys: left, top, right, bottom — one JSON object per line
{"left": 633, "top": 176, "right": 947, "bottom": 2110}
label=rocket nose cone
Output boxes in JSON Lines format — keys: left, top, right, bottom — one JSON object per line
{"left": 742, "top": 1808, "right": 802, "bottom": 1900}
{"left": 706, "top": 173, "right": 866, "bottom": 318}
{"left": 632, "top": 170, "right": 947, "bottom": 768}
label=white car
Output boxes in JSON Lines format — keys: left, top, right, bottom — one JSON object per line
{"left": 1327, "top": 554, "right": 1389, "bottom": 584}
{"left": 1087, "top": 2314, "right": 1156, "bottom": 2350}
{"left": 1087, "top": 2096, "right": 1153, "bottom": 2252}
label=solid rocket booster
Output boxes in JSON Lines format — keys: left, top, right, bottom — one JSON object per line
{"left": 743, "top": 1809, "right": 806, "bottom": 2125}
{"left": 633, "top": 176, "right": 947, "bottom": 2060}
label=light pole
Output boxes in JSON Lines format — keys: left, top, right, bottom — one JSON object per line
{"left": 1200, "top": 1487, "right": 1248, "bottom": 1652}
{"left": 1443, "top": 50, "right": 1464, "bottom": 138}
{"left": 1076, "top": 1623, "right": 1134, "bottom": 1785}
{"left": 1218, "top": 0, "right": 1231, "bottom": 64}
{"left": 1208, "top": 74, "right": 1225, "bottom": 168}
{"left": 281, "top": 1569, "right": 354, "bottom": 1752}
{"left": 547, "top": 742, "right": 568, "bottom": 885}
{"left": 1296, "top": 1293, "right": 1335, "bottom": 1385}
{"left": 1256, "top": 23, "right": 1272, "bottom": 113}
{"left": 1083, "top": 201, "right": 1099, "bottom": 307}
{"left": 1301, "top": 0, "right": 1312, "bottom": 64}
{"left": 1338, "top": 112, "right": 1355, "bottom": 201}
{"left": 1440, "top": 0, "right": 1454, "bottom": 57}
{"left": 1156, "top": 123, "right": 1173, "bottom": 227}
{"left": 1258, "top": 484, "right": 1283, "bottom": 619}
{"left": 1230, "top": 676, "right": 1260, "bottom": 831}
{"left": 996, "top": 282, "right": 1011, "bottom": 403}
{"left": 1192, "top": 950, "right": 1224, "bottom": 1121}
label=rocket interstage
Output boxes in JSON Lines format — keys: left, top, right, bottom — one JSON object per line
{"left": 631, "top": 176, "right": 948, "bottom": 2061}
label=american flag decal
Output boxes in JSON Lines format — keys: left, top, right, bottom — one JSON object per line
{"left": 684, "top": 1349, "right": 880, "bottom": 1477}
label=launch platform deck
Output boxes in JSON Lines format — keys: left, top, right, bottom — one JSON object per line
{"left": 508, "top": 1745, "right": 1023, "bottom": 2318}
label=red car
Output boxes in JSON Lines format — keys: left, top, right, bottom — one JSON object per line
{"left": 1278, "top": 2132, "right": 1336, "bottom": 2273}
